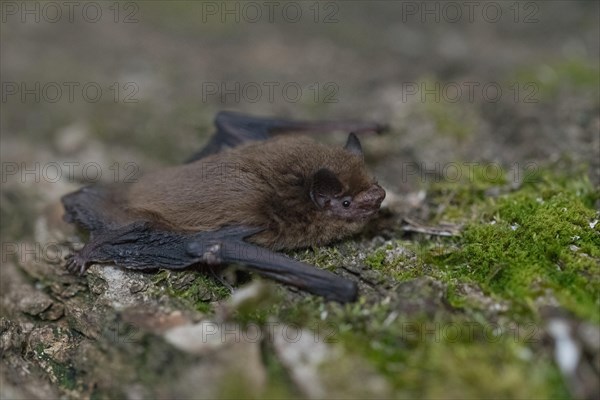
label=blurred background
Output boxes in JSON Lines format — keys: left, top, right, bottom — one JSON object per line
{"left": 1, "top": 1, "right": 599, "bottom": 399}
{"left": 2, "top": 1, "right": 598, "bottom": 190}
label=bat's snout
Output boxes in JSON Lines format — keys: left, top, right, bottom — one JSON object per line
{"left": 354, "top": 184, "right": 386, "bottom": 218}
{"left": 363, "top": 184, "right": 386, "bottom": 208}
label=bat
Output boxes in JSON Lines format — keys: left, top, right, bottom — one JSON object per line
{"left": 61, "top": 111, "right": 386, "bottom": 303}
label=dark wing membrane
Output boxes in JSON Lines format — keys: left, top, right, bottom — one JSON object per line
{"left": 187, "top": 111, "right": 387, "bottom": 162}
{"left": 72, "top": 222, "right": 203, "bottom": 270}
{"left": 61, "top": 185, "right": 134, "bottom": 235}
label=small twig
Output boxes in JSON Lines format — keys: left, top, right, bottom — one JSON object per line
{"left": 401, "top": 217, "right": 462, "bottom": 237}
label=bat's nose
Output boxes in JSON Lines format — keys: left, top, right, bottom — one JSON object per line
{"left": 361, "top": 184, "right": 386, "bottom": 208}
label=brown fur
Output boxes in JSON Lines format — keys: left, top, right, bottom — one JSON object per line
{"left": 124, "top": 136, "right": 383, "bottom": 250}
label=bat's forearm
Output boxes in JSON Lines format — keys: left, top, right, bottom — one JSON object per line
{"left": 222, "top": 244, "right": 357, "bottom": 303}
{"left": 186, "top": 227, "right": 358, "bottom": 303}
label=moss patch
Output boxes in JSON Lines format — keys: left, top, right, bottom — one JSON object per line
{"left": 427, "top": 166, "right": 599, "bottom": 321}
{"left": 152, "top": 269, "right": 230, "bottom": 313}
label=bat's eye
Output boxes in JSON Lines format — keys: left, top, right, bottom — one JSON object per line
{"left": 342, "top": 200, "right": 351, "bottom": 208}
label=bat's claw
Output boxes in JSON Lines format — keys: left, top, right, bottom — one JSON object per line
{"left": 63, "top": 252, "right": 90, "bottom": 275}
{"left": 208, "top": 266, "right": 234, "bottom": 294}
{"left": 201, "top": 244, "right": 223, "bottom": 265}
{"left": 186, "top": 226, "right": 264, "bottom": 261}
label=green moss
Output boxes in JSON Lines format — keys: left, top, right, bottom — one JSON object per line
{"left": 399, "top": 339, "right": 567, "bottom": 399}
{"left": 221, "top": 280, "right": 577, "bottom": 399}
{"left": 365, "top": 246, "right": 388, "bottom": 270}
{"left": 364, "top": 242, "right": 426, "bottom": 282}
{"left": 152, "top": 270, "right": 230, "bottom": 313}
{"left": 253, "top": 296, "right": 570, "bottom": 399}
{"left": 293, "top": 246, "right": 343, "bottom": 272}
{"left": 442, "top": 192, "right": 598, "bottom": 320}
{"left": 33, "top": 342, "right": 78, "bottom": 391}
{"left": 427, "top": 167, "right": 599, "bottom": 321}
{"left": 426, "top": 163, "right": 509, "bottom": 222}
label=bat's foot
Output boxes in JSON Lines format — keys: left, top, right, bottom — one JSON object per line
{"left": 64, "top": 252, "right": 90, "bottom": 275}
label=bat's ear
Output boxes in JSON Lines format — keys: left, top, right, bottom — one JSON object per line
{"left": 344, "top": 132, "right": 363, "bottom": 157}
{"left": 310, "top": 168, "right": 343, "bottom": 208}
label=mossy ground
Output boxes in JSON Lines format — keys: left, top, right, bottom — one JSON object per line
{"left": 193, "top": 163, "right": 598, "bottom": 398}
{"left": 423, "top": 164, "right": 599, "bottom": 320}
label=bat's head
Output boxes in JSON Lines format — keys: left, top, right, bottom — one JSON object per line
{"left": 309, "top": 133, "right": 385, "bottom": 221}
